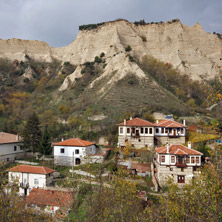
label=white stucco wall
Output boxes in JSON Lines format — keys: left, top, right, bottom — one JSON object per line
{"left": 54, "top": 145, "right": 96, "bottom": 158}
{"left": 8, "top": 171, "right": 53, "bottom": 196}
{"left": 0, "top": 143, "right": 24, "bottom": 162}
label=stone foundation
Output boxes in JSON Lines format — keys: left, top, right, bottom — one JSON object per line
{"left": 118, "top": 136, "right": 154, "bottom": 149}
{"left": 155, "top": 136, "right": 185, "bottom": 146}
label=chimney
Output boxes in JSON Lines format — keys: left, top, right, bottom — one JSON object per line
{"left": 166, "top": 143, "right": 169, "bottom": 154}
{"left": 130, "top": 117, "right": 132, "bottom": 120}
{"left": 156, "top": 120, "right": 159, "bottom": 124}
{"left": 188, "top": 141, "right": 191, "bottom": 149}
{"left": 61, "top": 138, "right": 64, "bottom": 141}
{"left": 124, "top": 119, "right": 126, "bottom": 125}
{"left": 16, "top": 135, "right": 19, "bottom": 141}
{"left": 183, "top": 119, "right": 186, "bottom": 126}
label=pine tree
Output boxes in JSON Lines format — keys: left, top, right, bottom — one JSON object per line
{"left": 22, "top": 112, "right": 42, "bottom": 154}
{"left": 39, "top": 126, "right": 52, "bottom": 155}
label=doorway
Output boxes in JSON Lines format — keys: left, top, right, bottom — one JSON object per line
{"left": 75, "top": 158, "right": 81, "bottom": 165}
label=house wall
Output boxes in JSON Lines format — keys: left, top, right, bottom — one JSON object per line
{"left": 154, "top": 136, "right": 185, "bottom": 146}
{"left": 54, "top": 145, "right": 96, "bottom": 166}
{"left": 8, "top": 172, "right": 53, "bottom": 196}
{"left": 118, "top": 126, "right": 154, "bottom": 149}
{"left": 0, "top": 143, "right": 24, "bottom": 163}
{"left": 156, "top": 163, "right": 194, "bottom": 186}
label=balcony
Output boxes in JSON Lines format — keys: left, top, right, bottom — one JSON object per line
{"left": 168, "top": 134, "right": 180, "bottom": 138}
{"left": 175, "top": 162, "right": 187, "bottom": 168}
{"left": 20, "top": 182, "right": 29, "bottom": 188}
{"left": 131, "top": 133, "right": 140, "bottom": 138}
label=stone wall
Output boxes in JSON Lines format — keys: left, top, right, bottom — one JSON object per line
{"left": 156, "top": 163, "right": 193, "bottom": 187}
{"left": 118, "top": 135, "right": 154, "bottom": 149}
{"left": 155, "top": 136, "right": 185, "bottom": 146}
{"left": 0, "top": 152, "right": 25, "bottom": 163}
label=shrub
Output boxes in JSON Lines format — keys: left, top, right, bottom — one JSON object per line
{"left": 94, "top": 56, "right": 102, "bottom": 63}
{"left": 100, "top": 52, "right": 105, "bottom": 58}
{"left": 103, "top": 64, "right": 107, "bottom": 69}
{"left": 125, "top": 45, "right": 132, "bottom": 52}
{"left": 81, "top": 69, "right": 85, "bottom": 74}
{"left": 140, "top": 35, "right": 147, "bottom": 42}
{"left": 64, "top": 61, "right": 70, "bottom": 66}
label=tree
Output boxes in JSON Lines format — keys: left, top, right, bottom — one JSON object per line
{"left": 39, "top": 126, "right": 52, "bottom": 155}
{"left": 21, "top": 112, "right": 42, "bottom": 154}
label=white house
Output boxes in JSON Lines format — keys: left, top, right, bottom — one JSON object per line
{"left": 154, "top": 119, "right": 187, "bottom": 146}
{"left": 53, "top": 138, "right": 97, "bottom": 166}
{"left": 0, "top": 132, "right": 24, "bottom": 163}
{"left": 117, "top": 117, "right": 156, "bottom": 149}
{"left": 154, "top": 143, "right": 203, "bottom": 187}
{"left": 8, "top": 165, "right": 55, "bottom": 196}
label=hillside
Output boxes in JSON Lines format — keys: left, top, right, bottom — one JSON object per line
{"left": 0, "top": 19, "right": 222, "bottom": 142}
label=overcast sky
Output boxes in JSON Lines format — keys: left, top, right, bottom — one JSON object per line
{"left": 0, "top": 0, "right": 221, "bottom": 47}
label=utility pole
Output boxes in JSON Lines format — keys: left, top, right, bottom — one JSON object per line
{"left": 72, "top": 151, "right": 74, "bottom": 177}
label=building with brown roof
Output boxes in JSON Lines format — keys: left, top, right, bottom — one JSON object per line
{"left": 53, "top": 138, "right": 97, "bottom": 166}
{"left": 154, "top": 119, "right": 187, "bottom": 146}
{"left": 8, "top": 165, "right": 55, "bottom": 196}
{"left": 154, "top": 143, "right": 203, "bottom": 186}
{"left": 25, "top": 188, "right": 73, "bottom": 216}
{"left": 0, "top": 132, "right": 24, "bottom": 163}
{"left": 117, "top": 118, "right": 187, "bottom": 149}
{"left": 117, "top": 117, "right": 156, "bottom": 148}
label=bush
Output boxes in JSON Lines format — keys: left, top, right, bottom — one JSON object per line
{"left": 125, "top": 45, "right": 132, "bottom": 52}
{"left": 94, "top": 56, "right": 102, "bottom": 63}
{"left": 81, "top": 69, "right": 85, "bottom": 74}
{"left": 100, "top": 52, "right": 105, "bottom": 58}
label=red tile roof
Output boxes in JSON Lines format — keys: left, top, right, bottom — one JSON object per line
{"left": 25, "top": 188, "right": 73, "bottom": 207}
{"left": 8, "top": 165, "right": 55, "bottom": 175}
{"left": 156, "top": 119, "right": 186, "bottom": 128}
{"left": 155, "top": 145, "right": 203, "bottom": 155}
{"left": 53, "top": 138, "right": 95, "bottom": 147}
{"left": 118, "top": 118, "right": 156, "bottom": 126}
{"left": 0, "top": 132, "right": 22, "bottom": 144}
{"left": 131, "top": 163, "right": 151, "bottom": 172}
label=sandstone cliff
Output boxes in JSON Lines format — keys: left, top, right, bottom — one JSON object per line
{"left": 1, "top": 19, "right": 221, "bottom": 84}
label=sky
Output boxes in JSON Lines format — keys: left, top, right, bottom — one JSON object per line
{"left": 0, "top": 0, "right": 222, "bottom": 47}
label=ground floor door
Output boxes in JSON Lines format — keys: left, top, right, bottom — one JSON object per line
{"left": 75, "top": 158, "right": 81, "bottom": 165}
{"left": 178, "top": 175, "right": 185, "bottom": 183}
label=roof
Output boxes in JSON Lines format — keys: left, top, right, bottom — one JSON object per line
{"left": 53, "top": 138, "right": 95, "bottom": 147}
{"left": 131, "top": 163, "right": 151, "bottom": 172}
{"left": 25, "top": 188, "right": 73, "bottom": 208}
{"left": 156, "top": 119, "right": 186, "bottom": 128}
{"left": 155, "top": 145, "right": 203, "bottom": 155}
{"left": 118, "top": 118, "right": 156, "bottom": 127}
{"left": 0, "top": 132, "right": 22, "bottom": 144}
{"left": 8, "top": 165, "right": 55, "bottom": 175}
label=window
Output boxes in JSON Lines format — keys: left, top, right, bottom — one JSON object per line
{"left": 156, "top": 128, "right": 159, "bottom": 133}
{"left": 145, "top": 128, "right": 148, "bottom": 134}
{"left": 160, "top": 155, "right": 165, "bottom": 163}
{"left": 196, "top": 157, "right": 200, "bottom": 164}
{"left": 186, "top": 157, "right": 190, "bottom": 163}
{"left": 60, "top": 148, "right": 65, "bottom": 153}
{"left": 178, "top": 175, "right": 185, "bottom": 183}
{"left": 165, "top": 128, "right": 168, "bottom": 133}
{"left": 34, "top": 179, "right": 39, "bottom": 186}
{"left": 140, "top": 128, "right": 144, "bottom": 134}
{"left": 161, "top": 128, "right": 164, "bottom": 134}
{"left": 120, "top": 128, "right": 123, "bottom": 134}
{"left": 191, "top": 157, "right": 195, "bottom": 163}
{"left": 127, "top": 128, "right": 130, "bottom": 134}
{"left": 170, "top": 167, "right": 173, "bottom": 171}
{"left": 14, "top": 146, "right": 17, "bottom": 151}
{"left": 181, "top": 168, "right": 184, "bottom": 172}
{"left": 132, "top": 128, "right": 135, "bottom": 133}
{"left": 75, "top": 149, "right": 79, "bottom": 154}
{"left": 7, "top": 158, "right": 9, "bottom": 162}
{"left": 171, "top": 156, "right": 175, "bottom": 163}
{"left": 149, "top": 128, "right": 152, "bottom": 134}
{"left": 169, "top": 128, "right": 172, "bottom": 134}
{"left": 181, "top": 128, "right": 184, "bottom": 134}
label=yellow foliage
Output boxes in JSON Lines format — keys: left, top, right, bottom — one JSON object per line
{"left": 187, "top": 132, "right": 219, "bottom": 144}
